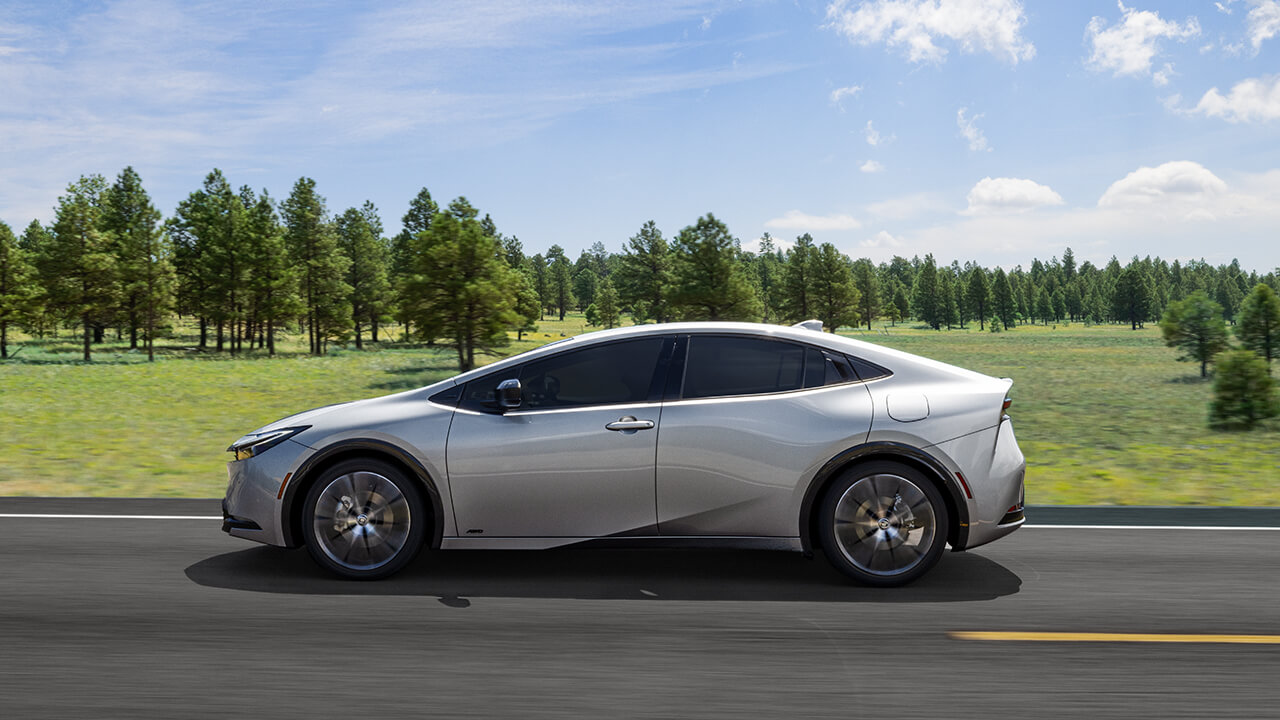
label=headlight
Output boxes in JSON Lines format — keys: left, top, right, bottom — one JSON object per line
{"left": 227, "top": 426, "right": 310, "bottom": 461}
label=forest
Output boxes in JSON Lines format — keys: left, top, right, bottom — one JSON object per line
{"left": 1, "top": 166, "right": 1277, "bottom": 371}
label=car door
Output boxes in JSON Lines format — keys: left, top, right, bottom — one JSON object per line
{"left": 656, "top": 334, "right": 874, "bottom": 537}
{"left": 446, "top": 336, "right": 672, "bottom": 538}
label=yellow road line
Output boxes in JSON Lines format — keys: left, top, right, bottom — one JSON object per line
{"left": 949, "top": 631, "right": 1280, "bottom": 644}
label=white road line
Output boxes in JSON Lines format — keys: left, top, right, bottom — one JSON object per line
{"left": 1025, "top": 524, "right": 1280, "bottom": 531}
{"left": 0, "top": 515, "right": 1277, "bottom": 530}
{"left": 0, "top": 514, "right": 222, "bottom": 520}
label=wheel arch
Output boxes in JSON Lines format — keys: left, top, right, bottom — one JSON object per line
{"left": 798, "top": 442, "right": 970, "bottom": 555}
{"left": 281, "top": 438, "right": 446, "bottom": 551}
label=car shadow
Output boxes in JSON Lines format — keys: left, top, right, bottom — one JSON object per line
{"left": 185, "top": 546, "right": 1020, "bottom": 604}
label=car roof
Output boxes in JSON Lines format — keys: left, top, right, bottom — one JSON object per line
{"left": 434, "top": 321, "right": 997, "bottom": 391}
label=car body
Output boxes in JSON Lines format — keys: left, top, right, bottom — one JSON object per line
{"left": 222, "top": 321, "right": 1025, "bottom": 586}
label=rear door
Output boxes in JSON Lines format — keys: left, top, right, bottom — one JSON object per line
{"left": 655, "top": 334, "right": 874, "bottom": 537}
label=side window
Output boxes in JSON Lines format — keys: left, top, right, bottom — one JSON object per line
{"left": 459, "top": 368, "right": 520, "bottom": 412}
{"left": 518, "top": 337, "right": 666, "bottom": 410}
{"left": 682, "top": 336, "right": 806, "bottom": 399}
{"left": 803, "top": 348, "right": 856, "bottom": 388}
{"left": 848, "top": 355, "right": 892, "bottom": 382}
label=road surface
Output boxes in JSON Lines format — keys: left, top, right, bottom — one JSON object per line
{"left": 2, "top": 499, "right": 1278, "bottom": 718}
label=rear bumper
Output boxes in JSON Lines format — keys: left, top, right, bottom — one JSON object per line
{"left": 929, "top": 418, "right": 1026, "bottom": 550}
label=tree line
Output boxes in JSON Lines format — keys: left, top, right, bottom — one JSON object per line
{"left": 2, "top": 167, "right": 1279, "bottom": 369}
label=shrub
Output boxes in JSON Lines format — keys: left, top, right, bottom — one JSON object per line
{"left": 1210, "top": 349, "right": 1279, "bottom": 429}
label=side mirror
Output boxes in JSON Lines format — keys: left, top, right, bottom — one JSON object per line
{"left": 496, "top": 378, "right": 522, "bottom": 411}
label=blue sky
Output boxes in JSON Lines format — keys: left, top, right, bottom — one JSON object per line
{"left": 2, "top": 0, "right": 1278, "bottom": 270}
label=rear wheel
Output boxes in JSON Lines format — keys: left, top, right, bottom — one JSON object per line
{"left": 302, "top": 458, "right": 426, "bottom": 580}
{"left": 818, "top": 461, "right": 949, "bottom": 587}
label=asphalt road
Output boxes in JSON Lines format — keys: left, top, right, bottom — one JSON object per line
{"left": 2, "top": 500, "right": 1279, "bottom": 719}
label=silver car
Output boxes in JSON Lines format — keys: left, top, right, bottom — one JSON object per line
{"left": 222, "top": 321, "right": 1025, "bottom": 587}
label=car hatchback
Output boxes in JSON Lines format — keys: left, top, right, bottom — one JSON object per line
{"left": 222, "top": 321, "right": 1025, "bottom": 586}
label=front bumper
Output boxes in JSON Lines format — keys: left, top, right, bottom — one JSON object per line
{"left": 222, "top": 441, "right": 304, "bottom": 547}
{"left": 221, "top": 498, "right": 262, "bottom": 534}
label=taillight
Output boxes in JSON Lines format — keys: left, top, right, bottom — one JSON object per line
{"left": 1002, "top": 397, "right": 1012, "bottom": 412}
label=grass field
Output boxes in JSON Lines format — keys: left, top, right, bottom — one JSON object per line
{"left": 1, "top": 316, "right": 1276, "bottom": 504}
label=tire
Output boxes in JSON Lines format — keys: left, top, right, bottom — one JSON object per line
{"left": 818, "top": 461, "right": 950, "bottom": 587}
{"left": 301, "top": 458, "right": 427, "bottom": 580}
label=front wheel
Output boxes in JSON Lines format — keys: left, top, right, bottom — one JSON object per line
{"left": 818, "top": 461, "right": 949, "bottom": 587}
{"left": 302, "top": 458, "right": 427, "bottom": 580}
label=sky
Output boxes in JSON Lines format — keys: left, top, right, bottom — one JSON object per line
{"left": 1, "top": 0, "right": 1278, "bottom": 271}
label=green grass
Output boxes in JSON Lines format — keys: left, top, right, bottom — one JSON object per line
{"left": 1, "top": 316, "right": 1276, "bottom": 504}
{"left": 843, "top": 321, "right": 1279, "bottom": 506}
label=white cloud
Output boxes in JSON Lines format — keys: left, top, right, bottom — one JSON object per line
{"left": 1152, "top": 62, "right": 1175, "bottom": 86}
{"left": 824, "top": 0, "right": 1035, "bottom": 64}
{"left": 956, "top": 107, "right": 991, "bottom": 151}
{"left": 1097, "top": 161, "right": 1227, "bottom": 208}
{"left": 860, "top": 159, "right": 885, "bottom": 173}
{"left": 1216, "top": 1, "right": 1235, "bottom": 14}
{"left": 864, "top": 120, "right": 894, "bottom": 146}
{"left": 830, "top": 84, "right": 863, "bottom": 109}
{"left": 963, "top": 177, "right": 1064, "bottom": 215}
{"left": 893, "top": 167, "right": 1280, "bottom": 268}
{"left": 1192, "top": 75, "right": 1280, "bottom": 122}
{"left": 860, "top": 230, "right": 906, "bottom": 249}
{"left": 1085, "top": 2, "right": 1200, "bottom": 82}
{"left": 765, "top": 210, "right": 862, "bottom": 231}
{"left": 1247, "top": 1, "right": 1280, "bottom": 52}
{"left": 866, "top": 192, "right": 951, "bottom": 220}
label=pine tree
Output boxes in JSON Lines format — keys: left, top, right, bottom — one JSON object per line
{"left": 753, "top": 233, "right": 784, "bottom": 322}
{"left": 282, "top": 177, "right": 351, "bottom": 355}
{"left": 669, "top": 214, "right": 761, "bottom": 321}
{"left": 572, "top": 262, "right": 597, "bottom": 310}
{"left": 937, "top": 269, "right": 958, "bottom": 330}
{"left": 1035, "top": 286, "right": 1053, "bottom": 325}
{"left": 391, "top": 187, "right": 439, "bottom": 338}
{"left": 19, "top": 221, "right": 55, "bottom": 339}
{"left": 852, "top": 258, "right": 880, "bottom": 330}
{"left": 778, "top": 233, "right": 815, "bottom": 323}
{"left": 528, "top": 254, "right": 550, "bottom": 318}
{"left": 47, "top": 175, "right": 118, "bottom": 362}
{"left": 547, "top": 245, "right": 575, "bottom": 320}
{"left": 596, "top": 274, "right": 621, "bottom": 328}
{"left": 102, "top": 167, "right": 171, "bottom": 354}
{"left": 892, "top": 283, "right": 910, "bottom": 326}
{"left": 1237, "top": 283, "right": 1280, "bottom": 369}
{"left": 967, "top": 267, "right": 990, "bottom": 330}
{"left": 615, "top": 220, "right": 671, "bottom": 323}
{"left": 109, "top": 168, "right": 172, "bottom": 359}
{"left": 1160, "top": 291, "right": 1229, "bottom": 378}
{"left": 0, "top": 221, "right": 40, "bottom": 359}
{"left": 1114, "top": 266, "right": 1155, "bottom": 330}
{"left": 402, "top": 208, "right": 517, "bottom": 370}
{"left": 912, "top": 254, "right": 940, "bottom": 329}
{"left": 336, "top": 203, "right": 391, "bottom": 350}
{"left": 239, "top": 188, "right": 298, "bottom": 356}
{"left": 992, "top": 267, "right": 1016, "bottom": 330}
{"left": 1210, "top": 350, "right": 1278, "bottom": 428}
{"left": 512, "top": 269, "right": 540, "bottom": 341}
{"left": 809, "top": 243, "right": 860, "bottom": 332}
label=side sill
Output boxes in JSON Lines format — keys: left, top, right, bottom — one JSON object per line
{"left": 440, "top": 536, "right": 804, "bottom": 552}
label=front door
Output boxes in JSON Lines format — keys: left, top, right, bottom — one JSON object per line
{"left": 446, "top": 336, "right": 670, "bottom": 538}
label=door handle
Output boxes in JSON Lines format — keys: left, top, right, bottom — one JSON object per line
{"left": 605, "top": 416, "right": 655, "bottom": 431}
